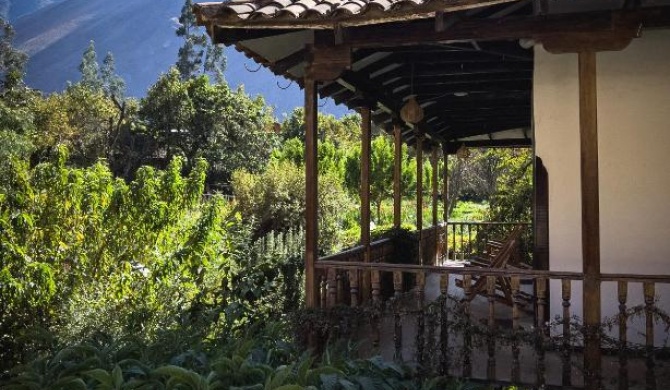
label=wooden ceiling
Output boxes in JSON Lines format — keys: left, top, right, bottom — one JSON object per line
{"left": 321, "top": 39, "right": 533, "bottom": 145}
{"left": 196, "top": 0, "right": 670, "bottom": 148}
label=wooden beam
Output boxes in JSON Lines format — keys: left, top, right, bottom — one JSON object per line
{"left": 444, "top": 138, "right": 532, "bottom": 150}
{"left": 306, "top": 45, "right": 352, "bottom": 81}
{"left": 272, "top": 48, "right": 308, "bottom": 74}
{"left": 542, "top": 31, "right": 635, "bottom": 54}
{"left": 371, "top": 62, "right": 533, "bottom": 81}
{"left": 579, "top": 51, "right": 601, "bottom": 390}
{"left": 304, "top": 77, "right": 319, "bottom": 308}
{"left": 393, "top": 123, "right": 402, "bottom": 228}
{"left": 343, "top": 7, "right": 670, "bottom": 48}
{"left": 211, "top": 25, "right": 301, "bottom": 45}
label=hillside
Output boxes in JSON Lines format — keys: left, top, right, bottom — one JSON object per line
{"left": 9, "top": 0, "right": 346, "bottom": 117}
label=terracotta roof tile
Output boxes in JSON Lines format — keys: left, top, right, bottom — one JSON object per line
{"left": 195, "top": 0, "right": 521, "bottom": 28}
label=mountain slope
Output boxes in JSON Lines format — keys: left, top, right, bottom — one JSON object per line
{"left": 11, "top": 0, "right": 346, "bottom": 117}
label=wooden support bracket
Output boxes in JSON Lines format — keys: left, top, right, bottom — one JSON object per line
{"left": 306, "top": 45, "right": 352, "bottom": 81}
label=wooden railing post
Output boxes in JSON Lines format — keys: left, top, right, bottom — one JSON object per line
{"left": 486, "top": 275, "right": 497, "bottom": 381}
{"left": 439, "top": 274, "right": 449, "bottom": 375}
{"left": 511, "top": 276, "right": 521, "bottom": 383}
{"left": 562, "top": 279, "right": 572, "bottom": 387}
{"left": 644, "top": 282, "right": 656, "bottom": 390}
{"left": 349, "top": 270, "right": 359, "bottom": 307}
{"left": 393, "top": 271, "right": 403, "bottom": 362}
{"left": 536, "top": 277, "right": 548, "bottom": 387}
{"left": 416, "top": 271, "right": 426, "bottom": 370}
{"left": 327, "top": 268, "right": 337, "bottom": 307}
{"left": 618, "top": 281, "right": 628, "bottom": 390}
{"left": 462, "top": 274, "right": 472, "bottom": 378}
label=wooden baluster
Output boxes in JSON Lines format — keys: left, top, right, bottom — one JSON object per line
{"left": 644, "top": 282, "right": 656, "bottom": 390}
{"left": 426, "top": 298, "right": 437, "bottom": 373}
{"left": 487, "top": 275, "right": 497, "bottom": 380}
{"left": 562, "top": 279, "right": 572, "bottom": 387}
{"left": 371, "top": 270, "right": 381, "bottom": 348}
{"left": 452, "top": 224, "right": 456, "bottom": 260}
{"left": 511, "top": 276, "right": 521, "bottom": 383}
{"left": 320, "top": 274, "right": 326, "bottom": 308}
{"left": 440, "top": 274, "right": 450, "bottom": 375}
{"left": 536, "top": 277, "right": 548, "bottom": 388}
{"left": 393, "top": 271, "right": 403, "bottom": 361}
{"left": 459, "top": 224, "right": 464, "bottom": 260}
{"left": 618, "top": 281, "right": 628, "bottom": 390}
{"left": 336, "top": 272, "right": 344, "bottom": 305}
{"left": 416, "top": 271, "right": 426, "bottom": 370}
{"left": 327, "top": 268, "right": 337, "bottom": 308}
{"left": 349, "top": 270, "right": 359, "bottom": 307}
{"left": 463, "top": 274, "right": 472, "bottom": 378}
{"left": 468, "top": 224, "right": 473, "bottom": 258}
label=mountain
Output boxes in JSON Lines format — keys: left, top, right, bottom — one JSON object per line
{"left": 9, "top": 0, "right": 347, "bottom": 117}
{"left": 0, "top": 0, "right": 67, "bottom": 21}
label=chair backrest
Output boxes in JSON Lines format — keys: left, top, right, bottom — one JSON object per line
{"left": 488, "top": 225, "right": 524, "bottom": 269}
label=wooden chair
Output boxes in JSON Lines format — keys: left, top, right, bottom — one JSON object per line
{"left": 456, "top": 225, "right": 532, "bottom": 307}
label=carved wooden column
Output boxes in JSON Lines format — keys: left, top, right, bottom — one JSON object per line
{"left": 442, "top": 144, "right": 449, "bottom": 262}
{"left": 579, "top": 50, "right": 601, "bottom": 389}
{"left": 430, "top": 145, "right": 439, "bottom": 264}
{"left": 415, "top": 131, "right": 424, "bottom": 265}
{"left": 393, "top": 123, "right": 402, "bottom": 228}
{"left": 303, "top": 44, "right": 352, "bottom": 309}
{"left": 431, "top": 145, "right": 439, "bottom": 227}
{"left": 304, "top": 76, "right": 319, "bottom": 308}
{"left": 360, "top": 105, "right": 372, "bottom": 301}
{"left": 542, "top": 31, "right": 634, "bottom": 389}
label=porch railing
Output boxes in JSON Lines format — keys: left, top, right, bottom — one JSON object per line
{"left": 311, "top": 260, "right": 670, "bottom": 389}
{"left": 445, "top": 221, "right": 533, "bottom": 265}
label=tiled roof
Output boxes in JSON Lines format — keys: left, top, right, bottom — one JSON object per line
{"left": 194, "top": 0, "right": 518, "bottom": 28}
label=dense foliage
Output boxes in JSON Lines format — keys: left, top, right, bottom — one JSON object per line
{"left": 0, "top": 12, "right": 534, "bottom": 389}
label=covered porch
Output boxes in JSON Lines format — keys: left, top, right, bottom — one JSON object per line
{"left": 195, "top": 1, "right": 670, "bottom": 388}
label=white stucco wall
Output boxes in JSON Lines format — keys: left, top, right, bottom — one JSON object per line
{"left": 534, "top": 30, "right": 670, "bottom": 344}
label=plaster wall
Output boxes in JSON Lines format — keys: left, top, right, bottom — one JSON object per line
{"left": 533, "top": 30, "right": 670, "bottom": 344}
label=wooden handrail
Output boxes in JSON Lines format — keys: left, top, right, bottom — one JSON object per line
{"left": 319, "top": 238, "right": 393, "bottom": 262}
{"left": 447, "top": 221, "right": 532, "bottom": 226}
{"left": 315, "top": 260, "right": 585, "bottom": 280}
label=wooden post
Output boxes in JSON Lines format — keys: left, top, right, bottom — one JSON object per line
{"left": 431, "top": 146, "right": 439, "bottom": 228}
{"left": 304, "top": 77, "right": 319, "bottom": 308}
{"left": 442, "top": 144, "right": 449, "bottom": 262}
{"left": 415, "top": 132, "right": 424, "bottom": 265}
{"left": 360, "top": 106, "right": 372, "bottom": 301}
{"left": 579, "top": 50, "right": 602, "bottom": 389}
{"left": 393, "top": 123, "right": 402, "bottom": 228}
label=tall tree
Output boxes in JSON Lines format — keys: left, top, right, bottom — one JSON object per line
{"left": 0, "top": 18, "right": 27, "bottom": 91}
{"left": 140, "top": 69, "right": 275, "bottom": 188}
{"left": 101, "top": 52, "right": 125, "bottom": 99}
{"left": 78, "top": 41, "right": 102, "bottom": 91}
{"left": 176, "top": 0, "right": 225, "bottom": 81}
{"left": 344, "top": 135, "right": 417, "bottom": 223}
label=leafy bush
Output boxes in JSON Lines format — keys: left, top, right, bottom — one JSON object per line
{"left": 0, "top": 150, "right": 304, "bottom": 376}
{"left": 232, "top": 160, "right": 354, "bottom": 254}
